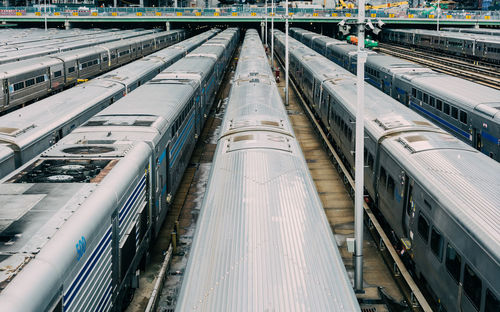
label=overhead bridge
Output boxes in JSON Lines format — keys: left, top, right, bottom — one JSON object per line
{"left": 1, "top": 7, "right": 500, "bottom": 27}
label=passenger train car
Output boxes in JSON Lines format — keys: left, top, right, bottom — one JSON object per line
{"left": 290, "top": 28, "right": 500, "bottom": 161}
{"left": 0, "top": 28, "right": 239, "bottom": 312}
{"left": 381, "top": 28, "right": 500, "bottom": 64}
{"left": 442, "top": 27, "right": 500, "bottom": 37}
{"left": 0, "top": 29, "right": 220, "bottom": 180}
{"left": 176, "top": 29, "right": 360, "bottom": 312}
{"left": 0, "top": 29, "right": 155, "bottom": 65}
{"left": 273, "top": 29, "right": 500, "bottom": 312}
{"left": 0, "top": 29, "right": 186, "bottom": 113}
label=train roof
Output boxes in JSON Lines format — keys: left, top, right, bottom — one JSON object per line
{"left": 0, "top": 141, "right": 149, "bottom": 297}
{"left": 386, "top": 28, "right": 500, "bottom": 42}
{"left": 384, "top": 131, "right": 500, "bottom": 263}
{"left": 0, "top": 79, "right": 124, "bottom": 150}
{"left": 365, "top": 54, "right": 429, "bottom": 72}
{"left": 176, "top": 30, "right": 360, "bottom": 311}
{"left": 398, "top": 71, "right": 500, "bottom": 120}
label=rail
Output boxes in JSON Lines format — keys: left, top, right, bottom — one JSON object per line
{"left": 0, "top": 6, "right": 499, "bottom": 21}
{"left": 273, "top": 48, "right": 433, "bottom": 312}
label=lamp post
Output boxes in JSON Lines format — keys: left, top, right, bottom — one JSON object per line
{"left": 44, "top": 0, "right": 47, "bottom": 32}
{"left": 271, "top": 0, "right": 274, "bottom": 66}
{"left": 354, "top": 0, "right": 366, "bottom": 293}
{"left": 265, "top": 0, "right": 268, "bottom": 46}
{"left": 436, "top": 0, "right": 441, "bottom": 31}
{"left": 285, "top": 0, "right": 289, "bottom": 106}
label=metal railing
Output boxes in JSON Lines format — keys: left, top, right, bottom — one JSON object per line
{"left": 0, "top": 6, "right": 499, "bottom": 21}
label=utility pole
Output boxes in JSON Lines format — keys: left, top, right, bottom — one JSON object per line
{"left": 265, "top": 0, "right": 268, "bottom": 46}
{"left": 44, "top": 0, "right": 47, "bottom": 32}
{"left": 285, "top": 0, "right": 289, "bottom": 106}
{"left": 271, "top": 0, "right": 274, "bottom": 66}
{"left": 354, "top": 0, "right": 366, "bottom": 294}
{"left": 436, "top": 0, "right": 441, "bottom": 31}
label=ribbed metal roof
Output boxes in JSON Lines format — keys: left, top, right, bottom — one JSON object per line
{"left": 176, "top": 29, "right": 360, "bottom": 312}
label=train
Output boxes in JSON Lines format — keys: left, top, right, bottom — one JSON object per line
{"left": 0, "top": 29, "right": 185, "bottom": 113}
{"left": 272, "top": 29, "right": 500, "bottom": 312}
{"left": 0, "top": 29, "right": 159, "bottom": 65}
{"left": 0, "top": 29, "right": 220, "bottom": 180}
{"left": 442, "top": 27, "right": 500, "bottom": 37}
{"left": 0, "top": 28, "right": 239, "bottom": 312}
{"left": 175, "top": 29, "right": 360, "bottom": 311}
{"left": 381, "top": 28, "right": 500, "bottom": 64}
{"left": 290, "top": 27, "right": 500, "bottom": 162}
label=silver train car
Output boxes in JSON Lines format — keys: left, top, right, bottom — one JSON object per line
{"left": 0, "top": 28, "right": 239, "bottom": 312}
{"left": 0, "top": 29, "right": 157, "bottom": 65}
{"left": 381, "top": 28, "right": 500, "bottom": 64}
{"left": 0, "top": 29, "right": 186, "bottom": 113}
{"left": 176, "top": 29, "right": 360, "bottom": 311}
{"left": 273, "top": 29, "right": 500, "bottom": 312}
{"left": 442, "top": 27, "right": 500, "bottom": 37}
{"left": 290, "top": 28, "right": 500, "bottom": 162}
{"left": 0, "top": 29, "right": 220, "bottom": 179}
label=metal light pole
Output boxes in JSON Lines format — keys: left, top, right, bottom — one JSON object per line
{"left": 354, "top": 0, "right": 366, "bottom": 293}
{"left": 271, "top": 0, "right": 274, "bottom": 65}
{"left": 436, "top": 0, "right": 441, "bottom": 31}
{"left": 44, "top": 0, "right": 47, "bottom": 32}
{"left": 265, "top": 0, "right": 268, "bottom": 46}
{"left": 285, "top": 0, "right": 289, "bottom": 106}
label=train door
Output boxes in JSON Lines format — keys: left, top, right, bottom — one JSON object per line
{"left": 473, "top": 128, "right": 482, "bottom": 151}
{"left": 401, "top": 174, "right": 414, "bottom": 238}
{"left": 2, "top": 79, "right": 8, "bottom": 106}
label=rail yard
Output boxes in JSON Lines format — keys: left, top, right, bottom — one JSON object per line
{"left": 0, "top": 9, "right": 499, "bottom": 312}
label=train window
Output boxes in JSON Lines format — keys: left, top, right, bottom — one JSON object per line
{"left": 93, "top": 60, "right": 98, "bottom": 65}
{"left": 430, "top": 227, "right": 443, "bottom": 261}
{"left": 412, "top": 88, "right": 416, "bottom": 98}
{"left": 68, "top": 67, "right": 75, "bottom": 73}
{"left": 387, "top": 176, "right": 395, "bottom": 199}
{"left": 443, "top": 103, "right": 450, "bottom": 115}
{"left": 464, "top": 264, "right": 482, "bottom": 310}
{"left": 436, "top": 99, "right": 442, "bottom": 111}
{"left": 417, "top": 90, "right": 422, "bottom": 101}
{"left": 451, "top": 107, "right": 458, "bottom": 119}
{"left": 368, "top": 154, "right": 374, "bottom": 171}
{"left": 417, "top": 214, "right": 429, "bottom": 243}
{"left": 111, "top": 54, "right": 116, "bottom": 59}
{"left": 429, "top": 97, "right": 435, "bottom": 108}
{"left": 485, "top": 289, "right": 500, "bottom": 312}
{"left": 13, "top": 81, "right": 24, "bottom": 91}
{"left": 423, "top": 93, "right": 428, "bottom": 104}
{"left": 460, "top": 111, "right": 467, "bottom": 124}
{"left": 36, "top": 76, "right": 45, "bottom": 83}
{"left": 25, "top": 78, "right": 35, "bottom": 87}
{"left": 82, "top": 63, "right": 87, "bottom": 69}
{"left": 54, "top": 71, "right": 62, "bottom": 78}
{"left": 103, "top": 57, "right": 108, "bottom": 62}
{"left": 380, "top": 167, "right": 387, "bottom": 188}
{"left": 445, "top": 243, "right": 462, "bottom": 284}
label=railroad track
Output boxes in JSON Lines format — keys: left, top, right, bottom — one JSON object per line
{"left": 377, "top": 43, "right": 500, "bottom": 90}
{"left": 273, "top": 49, "right": 433, "bottom": 312}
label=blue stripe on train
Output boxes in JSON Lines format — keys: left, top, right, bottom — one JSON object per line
{"left": 64, "top": 227, "right": 112, "bottom": 309}
{"left": 410, "top": 101, "right": 472, "bottom": 141}
{"left": 119, "top": 176, "right": 146, "bottom": 225}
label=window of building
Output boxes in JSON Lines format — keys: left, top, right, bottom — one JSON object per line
{"left": 418, "top": 214, "right": 430, "bottom": 243}
{"left": 445, "top": 243, "right": 462, "bottom": 284}
{"left": 463, "top": 264, "right": 482, "bottom": 310}
{"left": 430, "top": 227, "right": 443, "bottom": 261}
